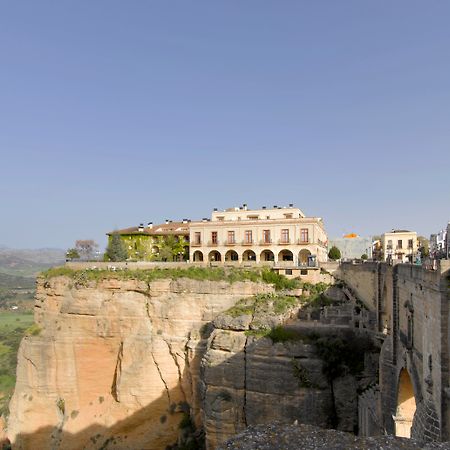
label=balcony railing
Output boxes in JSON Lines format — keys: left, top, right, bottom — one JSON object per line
{"left": 207, "top": 241, "right": 218, "bottom": 246}
{"left": 225, "top": 240, "right": 236, "bottom": 246}
{"left": 191, "top": 242, "right": 202, "bottom": 247}
{"left": 298, "top": 239, "right": 310, "bottom": 245}
{"left": 259, "top": 240, "right": 272, "bottom": 245}
{"left": 242, "top": 240, "right": 254, "bottom": 246}
{"left": 278, "top": 239, "right": 291, "bottom": 245}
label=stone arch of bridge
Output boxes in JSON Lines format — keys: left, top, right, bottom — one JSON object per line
{"left": 394, "top": 368, "right": 417, "bottom": 438}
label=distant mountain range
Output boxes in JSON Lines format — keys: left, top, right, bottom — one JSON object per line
{"left": 0, "top": 248, "right": 65, "bottom": 278}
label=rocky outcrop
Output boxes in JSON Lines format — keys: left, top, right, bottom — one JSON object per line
{"left": 201, "top": 292, "right": 377, "bottom": 449}
{"left": 7, "top": 275, "right": 273, "bottom": 450}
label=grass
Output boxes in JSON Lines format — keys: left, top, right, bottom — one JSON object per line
{"left": 0, "top": 311, "right": 35, "bottom": 416}
{"left": 41, "top": 266, "right": 300, "bottom": 291}
{"left": 225, "top": 293, "right": 300, "bottom": 318}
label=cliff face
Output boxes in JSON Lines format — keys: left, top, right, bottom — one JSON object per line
{"left": 200, "top": 304, "right": 365, "bottom": 449}
{"left": 8, "top": 276, "right": 272, "bottom": 450}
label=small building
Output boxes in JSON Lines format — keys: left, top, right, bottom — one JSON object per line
{"left": 430, "top": 222, "right": 450, "bottom": 259}
{"left": 328, "top": 234, "right": 373, "bottom": 260}
{"left": 107, "top": 221, "right": 190, "bottom": 261}
{"left": 188, "top": 204, "right": 328, "bottom": 274}
{"left": 381, "top": 230, "right": 418, "bottom": 263}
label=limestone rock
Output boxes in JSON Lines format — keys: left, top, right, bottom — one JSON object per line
{"left": 8, "top": 276, "right": 272, "bottom": 450}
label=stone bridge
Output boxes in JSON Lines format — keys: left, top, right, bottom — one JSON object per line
{"left": 337, "top": 260, "right": 450, "bottom": 443}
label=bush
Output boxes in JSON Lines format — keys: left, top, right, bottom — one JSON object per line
{"left": 328, "top": 246, "right": 341, "bottom": 260}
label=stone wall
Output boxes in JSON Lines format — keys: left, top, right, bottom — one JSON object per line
{"left": 339, "top": 261, "right": 450, "bottom": 442}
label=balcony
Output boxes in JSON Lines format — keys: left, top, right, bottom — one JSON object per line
{"left": 259, "top": 240, "right": 272, "bottom": 246}
{"left": 278, "top": 239, "right": 291, "bottom": 245}
{"left": 225, "top": 240, "right": 236, "bottom": 246}
{"left": 191, "top": 242, "right": 202, "bottom": 247}
{"left": 242, "top": 240, "right": 254, "bottom": 246}
{"left": 207, "top": 241, "right": 218, "bottom": 247}
{"left": 298, "top": 239, "right": 310, "bottom": 245}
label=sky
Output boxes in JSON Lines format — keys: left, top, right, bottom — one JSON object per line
{"left": 1, "top": 1, "right": 449, "bottom": 249}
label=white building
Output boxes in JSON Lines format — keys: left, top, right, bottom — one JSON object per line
{"left": 188, "top": 204, "right": 328, "bottom": 267}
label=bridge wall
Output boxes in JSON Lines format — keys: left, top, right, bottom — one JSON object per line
{"left": 339, "top": 261, "right": 450, "bottom": 442}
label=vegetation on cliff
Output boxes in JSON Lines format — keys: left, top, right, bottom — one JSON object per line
{"left": 0, "top": 312, "right": 34, "bottom": 415}
{"left": 41, "top": 266, "right": 300, "bottom": 290}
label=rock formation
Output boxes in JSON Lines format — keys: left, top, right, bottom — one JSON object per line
{"left": 8, "top": 274, "right": 272, "bottom": 450}
{"left": 200, "top": 292, "right": 376, "bottom": 449}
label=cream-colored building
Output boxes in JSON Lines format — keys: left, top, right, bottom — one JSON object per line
{"left": 189, "top": 204, "right": 328, "bottom": 267}
{"left": 381, "top": 230, "right": 418, "bottom": 263}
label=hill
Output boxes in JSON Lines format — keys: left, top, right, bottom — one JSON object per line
{"left": 0, "top": 248, "right": 65, "bottom": 277}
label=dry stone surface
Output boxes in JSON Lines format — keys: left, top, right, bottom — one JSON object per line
{"left": 218, "top": 423, "right": 450, "bottom": 450}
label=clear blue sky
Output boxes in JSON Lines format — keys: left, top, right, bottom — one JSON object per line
{"left": 1, "top": 1, "right": 449, "bottom": 249}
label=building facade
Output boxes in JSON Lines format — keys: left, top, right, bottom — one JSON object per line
{"left": 107, "top": 221, "right": 190, "bottom": 261}
{"left": 381, "top": 230, "right": 418, "bottom": 263}
{"left": 188, "top": 204, "right": 328, "bottom": 266}
{"left": 430, "top": 223, "right": 450, "bottom": 259}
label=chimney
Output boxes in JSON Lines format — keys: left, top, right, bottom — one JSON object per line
{"left": 243, "top": 203, "right": 248, "bottom": 210}
{"left": 147, "top": 222, "right": 153, "bottom": 229}
{"left": 262, "top": 206, "right": 266, "bottom": 209}
{"left": 138, "top": 223, "right": 144, "bottom": 232}
{"left": 289, "top": 203, "right": 294, "bottom": 207}
{"left": 182, "top": 219, "right": 188, "bottom": 224}
{"left": 202, "top": 217, "right": 208, "bottom": 222}
{"left": 273, "top": 205, "right": 277, "bottom": 209}
{"left": 165, "top": 219, "right": 169, "bottom": 224}
{"left": 213, "top": 208, "right": 218, "bottom": 211}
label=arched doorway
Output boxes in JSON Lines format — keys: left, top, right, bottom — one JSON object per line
{"left": 394, "top": 369, "right": 417, "bottom": 438}
{"left": 225, "top": 250, "right": 239, "bottom": 261}
{"left": 299, "top": 249, "right": 312, "bottom": 266}
{"left": 278, "top": 249, "right": 293, "bottom": 262}
{"left": 242, "top": 250, "right": 256, "bottom": 261}
{"left": 193, "top": 251, "right": 204, "bottom": 262}
{"left": 260, "top": 250, "right": 275, "bottom": 261}
{"left": 208, "top": 250, "right": 222, "bottom": 262}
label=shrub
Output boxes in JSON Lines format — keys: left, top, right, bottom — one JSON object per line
{"left": 25, "top": 324, "right": 42, "bottom": 336}
{"left": 328, "top": 246, "right": 341, "bottom": 261}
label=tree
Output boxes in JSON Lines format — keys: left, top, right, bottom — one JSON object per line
{"left": 75, "top": 240, "right": 99, "bottom": 260}
{"left": 328, "top": 246, "right": 341, "bottom": 261}
{"left": 105, "top": 233, "right": 128, "bottom": 262}
{"left": 361, "top": 253, "right": 368, "bottom": 260}
{"left": 66, "top": 248, "right": 80, "bottom": 260}
{"left": 417, "top": 236, "right": 429, "bottom": 258}
{"left": 154, "top": 236, "right": 189, "bottom": 262}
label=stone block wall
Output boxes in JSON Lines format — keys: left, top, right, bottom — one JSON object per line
{"left": 340, "top": 261, "right": 450, "bottom": 442}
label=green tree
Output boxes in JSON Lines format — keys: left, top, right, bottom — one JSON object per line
{"left": 66, "top": 248, "right": 80, "bottom": 260}
{"left": 154, "top": 236, "right": 189, "bottom": 262}
{"left": 361, "top": 254, "right": 368, "bottom": 260}
{"left": 105, "top": 233, "right": 128, "bottom": 262}
{"left": 417, "top": 236, "right": 429, "bottom": 258}
{"left": 328, "top": 246, "right": 341, "bottom": 261}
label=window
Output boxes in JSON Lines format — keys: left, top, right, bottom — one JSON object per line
{"left": 281, "top": 229, "right": 289, "bottom": 243}
{"left": 211, "top": 231, "right": 218, "bottom": 244}
{"left": 244, "top": 230, "right": 252, "bottom": 244}
{"left": 263, "top": 230, "right": 271, "bottom": 243}
{"left": 301, "top": 269, "right": 308, "bottom": 275}
{"left": 387, "top": 240, "right": 393, "bottom": 249}
{"left": 398, "top": 240, "right": 403, "bottom": 249}
{"left": 408, "top": 239, "right": 413, "bottom": 249}
{"left": 285, "top": 269, "right": 292, "bottom": 275}
{"left": 194, "top": 232, "right": 201, "bottom": 244}
{"left": 227, "top": 231, "right": 235, "bottom": 244}
{"left": 300, "top": 228, "right": 309, "bottom": 243}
